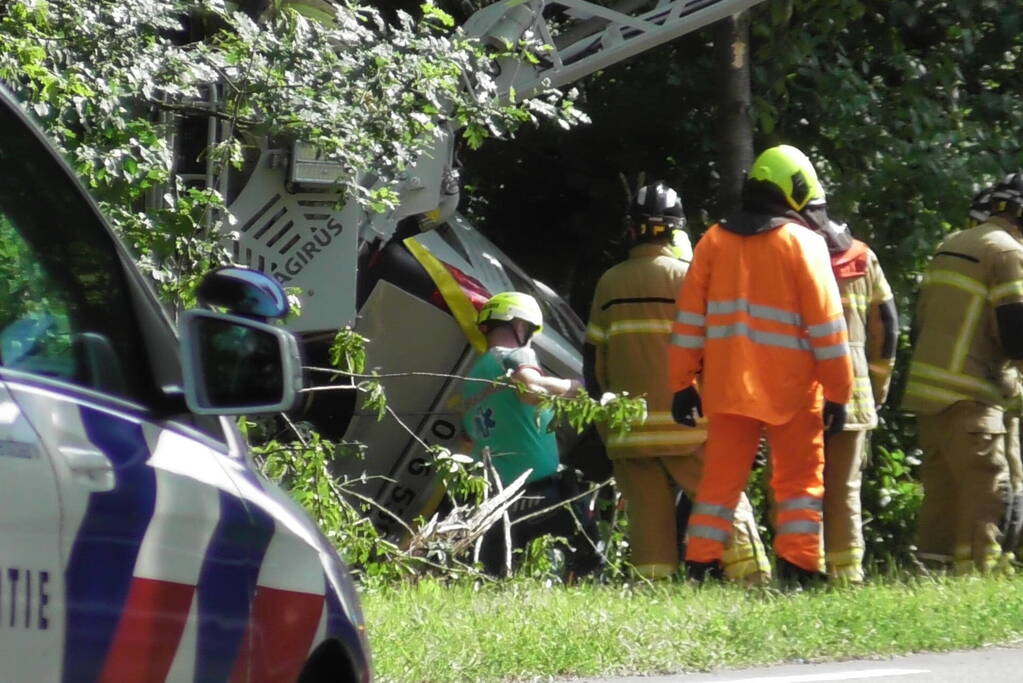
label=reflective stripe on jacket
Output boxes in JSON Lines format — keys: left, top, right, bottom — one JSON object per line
{"left": 587, "top": 243, "right": 707, "bottom": 456}
{"left": 902, "top": 217, "right": 1023, "bottom": 415}
{"left": 669, "top": 222, "right": 853, "bottom": 424}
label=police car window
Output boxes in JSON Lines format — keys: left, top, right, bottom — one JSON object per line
{"left": 0, "top": 106, "right": 156, "bottom": 404}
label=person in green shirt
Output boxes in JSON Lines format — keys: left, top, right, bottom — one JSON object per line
{"left": 462, "top": 291, "right": 599, "bottom": 576}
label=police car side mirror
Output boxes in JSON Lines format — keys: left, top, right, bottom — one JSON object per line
{"left": 180, "top": 309, "right": 303, "bottom": 415}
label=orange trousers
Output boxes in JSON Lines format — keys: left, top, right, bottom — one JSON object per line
{"left": 685, "top": 401, "right": 825, "bottom": 572}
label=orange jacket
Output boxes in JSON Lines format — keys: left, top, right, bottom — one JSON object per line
{"left": 668, "top": 221, "right": 853, "bottom": 424}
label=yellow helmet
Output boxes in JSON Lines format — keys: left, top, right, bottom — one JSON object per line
{"left": 477, "top": 292, "right": 543, "bottom": 333}
{"left": 748, "top": 145, "right": 825, "bottom": 211}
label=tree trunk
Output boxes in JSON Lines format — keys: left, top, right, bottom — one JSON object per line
{"left": 712, "top": 11, "right": 753, "bottom": 216}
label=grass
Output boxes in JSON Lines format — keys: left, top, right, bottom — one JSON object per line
{"left": 360, "top": 574, "right": 1023, "bottom": 682}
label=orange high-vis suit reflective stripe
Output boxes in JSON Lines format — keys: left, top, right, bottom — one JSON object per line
{"left": 668, "top": 221, "right": 854, "bottom": 572}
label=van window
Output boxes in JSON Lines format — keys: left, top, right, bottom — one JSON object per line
{"left": 0, "top": 104, "right": 157, "bottom": 404}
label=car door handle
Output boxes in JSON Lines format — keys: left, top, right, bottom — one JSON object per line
{"left": 58, "top": 446, "right": 115, "bottom": 492}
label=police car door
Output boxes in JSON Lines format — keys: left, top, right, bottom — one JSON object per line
{"left": 0, "top": 93, "right": 323, "bottom": 682}
{"left": 0, "top": 95, "right": 206, "bottom": 680}
{"left": 0, "top": 368, "right": 61, "bottom": 668}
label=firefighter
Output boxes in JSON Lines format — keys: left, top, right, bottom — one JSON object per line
{"left": 584, "top": 181, "right": 770, "bottom": 582}
{"left": 812, "top": 219, "right": 899, "bottom": 582}
{"left": 668, "top": 145, "right": 853, "bottom": 585}
{"left": 902, "top": 173, "right": 1023, "bottom": 574}
{"left": 462, "top": 292, "right": 599, "bottom": 577}
{"left": 967, "top": 187, "right": 1023, "bottom": 560}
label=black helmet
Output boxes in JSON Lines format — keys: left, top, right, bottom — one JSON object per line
{"left": 990, "top": 172, "right": 1023, "bottom": 220}
{"left": 968, "top": 187, "right": 993, "bottom": 226}
{"left": 630, "top": 181, "right": 685, "bottom": 238}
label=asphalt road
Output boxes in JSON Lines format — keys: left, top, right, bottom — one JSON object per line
{"left": 569, "top": 645, "right": 1023, "bottom": 682}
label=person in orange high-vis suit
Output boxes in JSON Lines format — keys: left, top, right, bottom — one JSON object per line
{"left": 668, "top": 145, "right": 854, "bottom": 586}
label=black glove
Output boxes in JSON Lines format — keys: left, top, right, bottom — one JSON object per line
{"left": 823, "top": 401, "right": 846, "bottom": 436}
{"left": 1000, "top": 489, "right": 1023, "bottom": 553}
{"left": 671, "top": 386, "right": 703, "bottom": 426}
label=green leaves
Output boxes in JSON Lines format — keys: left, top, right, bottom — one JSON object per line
{"left": 537, "top": 389, "right": 647, "bottom": 437}
{"left": 329, "top": 326, "right": 369, "bottom": 375}
{"left": 420, "top": 2, "right": 455, "bottom": 28}
{"left": 3, "top": 0, "right": 582, "bottom": 316}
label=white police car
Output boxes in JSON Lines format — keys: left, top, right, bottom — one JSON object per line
{"left": 0, "top": 88, "right": 370, "bottom": 681}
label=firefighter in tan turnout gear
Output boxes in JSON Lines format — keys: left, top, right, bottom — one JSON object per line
{"left": 813, "top": 219, "right": 899, "bottom": 582}
{"left": 902, "top": 172, "right": 1023, "bottom": 574}
{"left": 584, "top": 181, "right": 770, "bottom": 581}
{"left": 967, "top": 187, "right": 1023, "bottom": 558}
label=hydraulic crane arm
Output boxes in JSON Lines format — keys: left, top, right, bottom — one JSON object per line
{"left": 463, "top": 0, "right": 766, "bottom": 101}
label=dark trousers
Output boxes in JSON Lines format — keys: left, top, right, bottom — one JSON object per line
{"left": 479, "top": 474, "right": 601, "bottom": 577}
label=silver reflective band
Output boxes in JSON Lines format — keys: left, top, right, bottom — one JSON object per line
{"left": 777, "top": 520, "right": 821, "bottom": 536}
{"left": 693, "top": 502, "right": 736, "bottom": 521}
{"left": 777, "top": 496, "right": 823, "bottom": 512}
{"left": 707, "top": 322, "right": 811, "bottom": 351}
{"left": 812, "top": 342, "right": 850, "bottom": 360}
{"left": 688, "top": 524, "right": 731, "bottom": 544}
{"left": 707, "top": 299, "right": 803, "bottom": 326}
{"left": 670, "top": 333, "right": 704, "bottom": 348}
{"left": 695, "top": 498, "right": 736, "bottom": 519}
{"left": 808, "top": 318, "right": 846, "bottom": 337}
{"left": 675, "top": 310, "right": 706, "bottom": 326}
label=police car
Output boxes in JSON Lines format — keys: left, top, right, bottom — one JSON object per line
{"left": 0, "top": 88, "right": 370, "bottom": 681}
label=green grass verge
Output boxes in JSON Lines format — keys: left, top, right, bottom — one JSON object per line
{"left": 361, "top": 575, "right": 1023, "bottom": 682}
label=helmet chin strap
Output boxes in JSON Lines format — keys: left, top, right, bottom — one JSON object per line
{"left": 511, "top": 321, "right": 536, "bottom": 347}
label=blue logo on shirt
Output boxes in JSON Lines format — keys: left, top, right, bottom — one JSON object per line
{"left": 474, "top": 407, "right": 497, "bottom": 438}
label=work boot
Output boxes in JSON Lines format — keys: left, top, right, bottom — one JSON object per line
{"left": 776, "top": 558, "right": 825, "bottom": 591}
{"left": 685, "top": 560, "right": 724, "bottom": 584}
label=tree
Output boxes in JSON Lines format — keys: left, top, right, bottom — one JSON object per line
{"left": 0, "top": 0, "right": 584, "bottom": 304}
{"left": 712, "top": 11, "right": 753, "bottom": 214}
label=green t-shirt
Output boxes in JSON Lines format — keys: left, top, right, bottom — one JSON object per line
{"left": 462, "top": 346, "right": 559, "bottom": 486}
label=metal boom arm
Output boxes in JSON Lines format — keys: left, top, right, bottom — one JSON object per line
{"left": 463, "top": 0, "right": 766, "bottom": 101}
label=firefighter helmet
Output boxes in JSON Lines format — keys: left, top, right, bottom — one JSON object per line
{"left": 477, "top": 292, "right": 544, "bottom": 333}
{"left": 990, "top": 172, "right": 1023, "bottom": 219}
{"left": 818, "top": 218, "right": 853, "bottom": 254}
{"left": 969, "top": 186, "right": 993, "bottom": 226}
{"left": 631, "top": 181, "right": 685, "bottom": 234}
{"left": 748, "top": 145, "right": 825, "bottom": 212}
